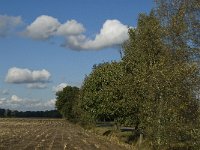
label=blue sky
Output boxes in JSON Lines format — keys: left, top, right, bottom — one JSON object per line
{"left": 0, "top": 0, "right": 154, "bottom": 111}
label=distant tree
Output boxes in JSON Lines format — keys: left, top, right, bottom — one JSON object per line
{"left": 4, "top": 109, "right": 11, "bottom": 117}
{"left": 13, "top": 110, "right": 61, "bottom": 118}
{"left": 0, "top": 108, "right": 5, "bottom": 117}
{"left": 55, "top": 86, "right": 79, "bottom": 120}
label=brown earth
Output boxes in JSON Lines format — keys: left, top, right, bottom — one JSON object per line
{"left": 0, "top": 118, "right": 130, "bottom": 150}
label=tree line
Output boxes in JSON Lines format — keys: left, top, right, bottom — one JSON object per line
{"left": 0, "top": 108, "right": 61, "bottom": 118}
{"left": 55, "top": 0, "right": 200, "bottom": 149}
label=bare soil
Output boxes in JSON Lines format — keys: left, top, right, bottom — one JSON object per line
{"left": 0, "top": 118, "right": 129, "bottom": 150}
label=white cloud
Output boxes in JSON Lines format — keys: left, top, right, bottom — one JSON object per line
{"left": 5, "top": 67, "right": 51, "bottom": 84}
{"left": 0, "top": 15, "right": 23, "bottom": 37}
{"left": 24, "top": 16, "right": 129, "bottom": 50}
{"left": 64, "top": 34, "right": 87, "bottom": 49}
{"left": 10, "top": 95, "right": 22, "bottom": 103}
{"left": 63, "top": 19, "right": 129, "bottom": 50}
{"left": 0, "top": 95, "right": 56, "bottom": 111}
{"left": 25, "top": 15, "right": 60, "bottom": 40}
{"left": 56, "top": 19, "right": 85, "bottom": 36}
{"left": 27, "top": 83, "right": 47, "bottom": 89}
{"left": 52, "top": 83, "right": 67, "bottom": 92}
{"left": 25, "top": 16, "right": 85, "bottom": 40}
{"left": 0, "top": 15, "right": 129, "bottom": 51}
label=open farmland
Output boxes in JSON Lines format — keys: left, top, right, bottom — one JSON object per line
{"left": 0, "top": 118, "right": 128, "bottom": 150}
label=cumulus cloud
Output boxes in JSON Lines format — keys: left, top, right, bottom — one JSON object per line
{"left": 25, "top": 15, "right": 60, "bottom": 40}
{"left": 24, "top": 16, "right": 129, "bottom": 50}
{"left": 0, "top": 95, "right": 56, "bottom": 111}
{"left": 10, "top": 95, "right": 22, "bottom": 103}
{"left": 63, "top": 19, "right": 129, "bottom": 50}
{"left": 52, "top": 83, "right": 67, "bottom": 92}
{"left": 0, "top": 15, "right": 23, "bottom": 37}
{"left": 0, "top": 14, "right": 129, "bottom": 51}
{"left": 5, "top": 67, "right": 51, "bottom": 84}
{"left": 25, "top": 16, "right": 85, "bottom": 40}
{"left": 56, "top": 19, "right": 85, "bottom": 36}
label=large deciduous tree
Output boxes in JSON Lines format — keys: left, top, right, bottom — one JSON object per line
{"left": 122, "top": 11, "right": 200, "bottom": 149}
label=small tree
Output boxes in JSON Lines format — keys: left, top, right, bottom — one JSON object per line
{"left": 55, "top": 86, "right": 79, "bottom": 120}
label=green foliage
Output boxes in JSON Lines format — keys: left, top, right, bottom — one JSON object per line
{"left": 55, "top": 86, "right": 79, "bottom": 120}
{"left": 79, "top": 62, "right": 123, "bottom": 122}
{"left": 154, "top": 1, "right": 200, "bottom": 149}
{"left": 155, "top": 0, "right": 200, "bottom": 59}
{"left": 122, "top": 10, "right": 200, "bottom": 150}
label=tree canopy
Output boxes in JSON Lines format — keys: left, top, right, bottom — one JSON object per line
{"left": 55, "top": 86, "right": 79, "bottom": 120}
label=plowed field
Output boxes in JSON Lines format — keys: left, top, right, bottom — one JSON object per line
{"left": 0, "top": 118, "right": 128, "bottom": 150}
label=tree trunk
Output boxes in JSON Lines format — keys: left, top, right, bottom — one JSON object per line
{"left": 138, "top": 133, "right": 143, "bottom": 149}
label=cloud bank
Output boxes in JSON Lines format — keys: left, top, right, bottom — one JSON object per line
{"left": 0, "top": 95, "right": 55, "bottom": 111}
{"left": 0, "top": 15, "right": 23, "bottom": 37}
{"left": 0, "top": 14, "right": 130, "bottom": 51}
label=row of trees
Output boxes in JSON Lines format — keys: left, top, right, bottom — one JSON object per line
{"left": 55, "top": 0, "right": 200, "bottom": 149}
{"left": 0, "top": 108, "right": 61, "bottom": 118}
